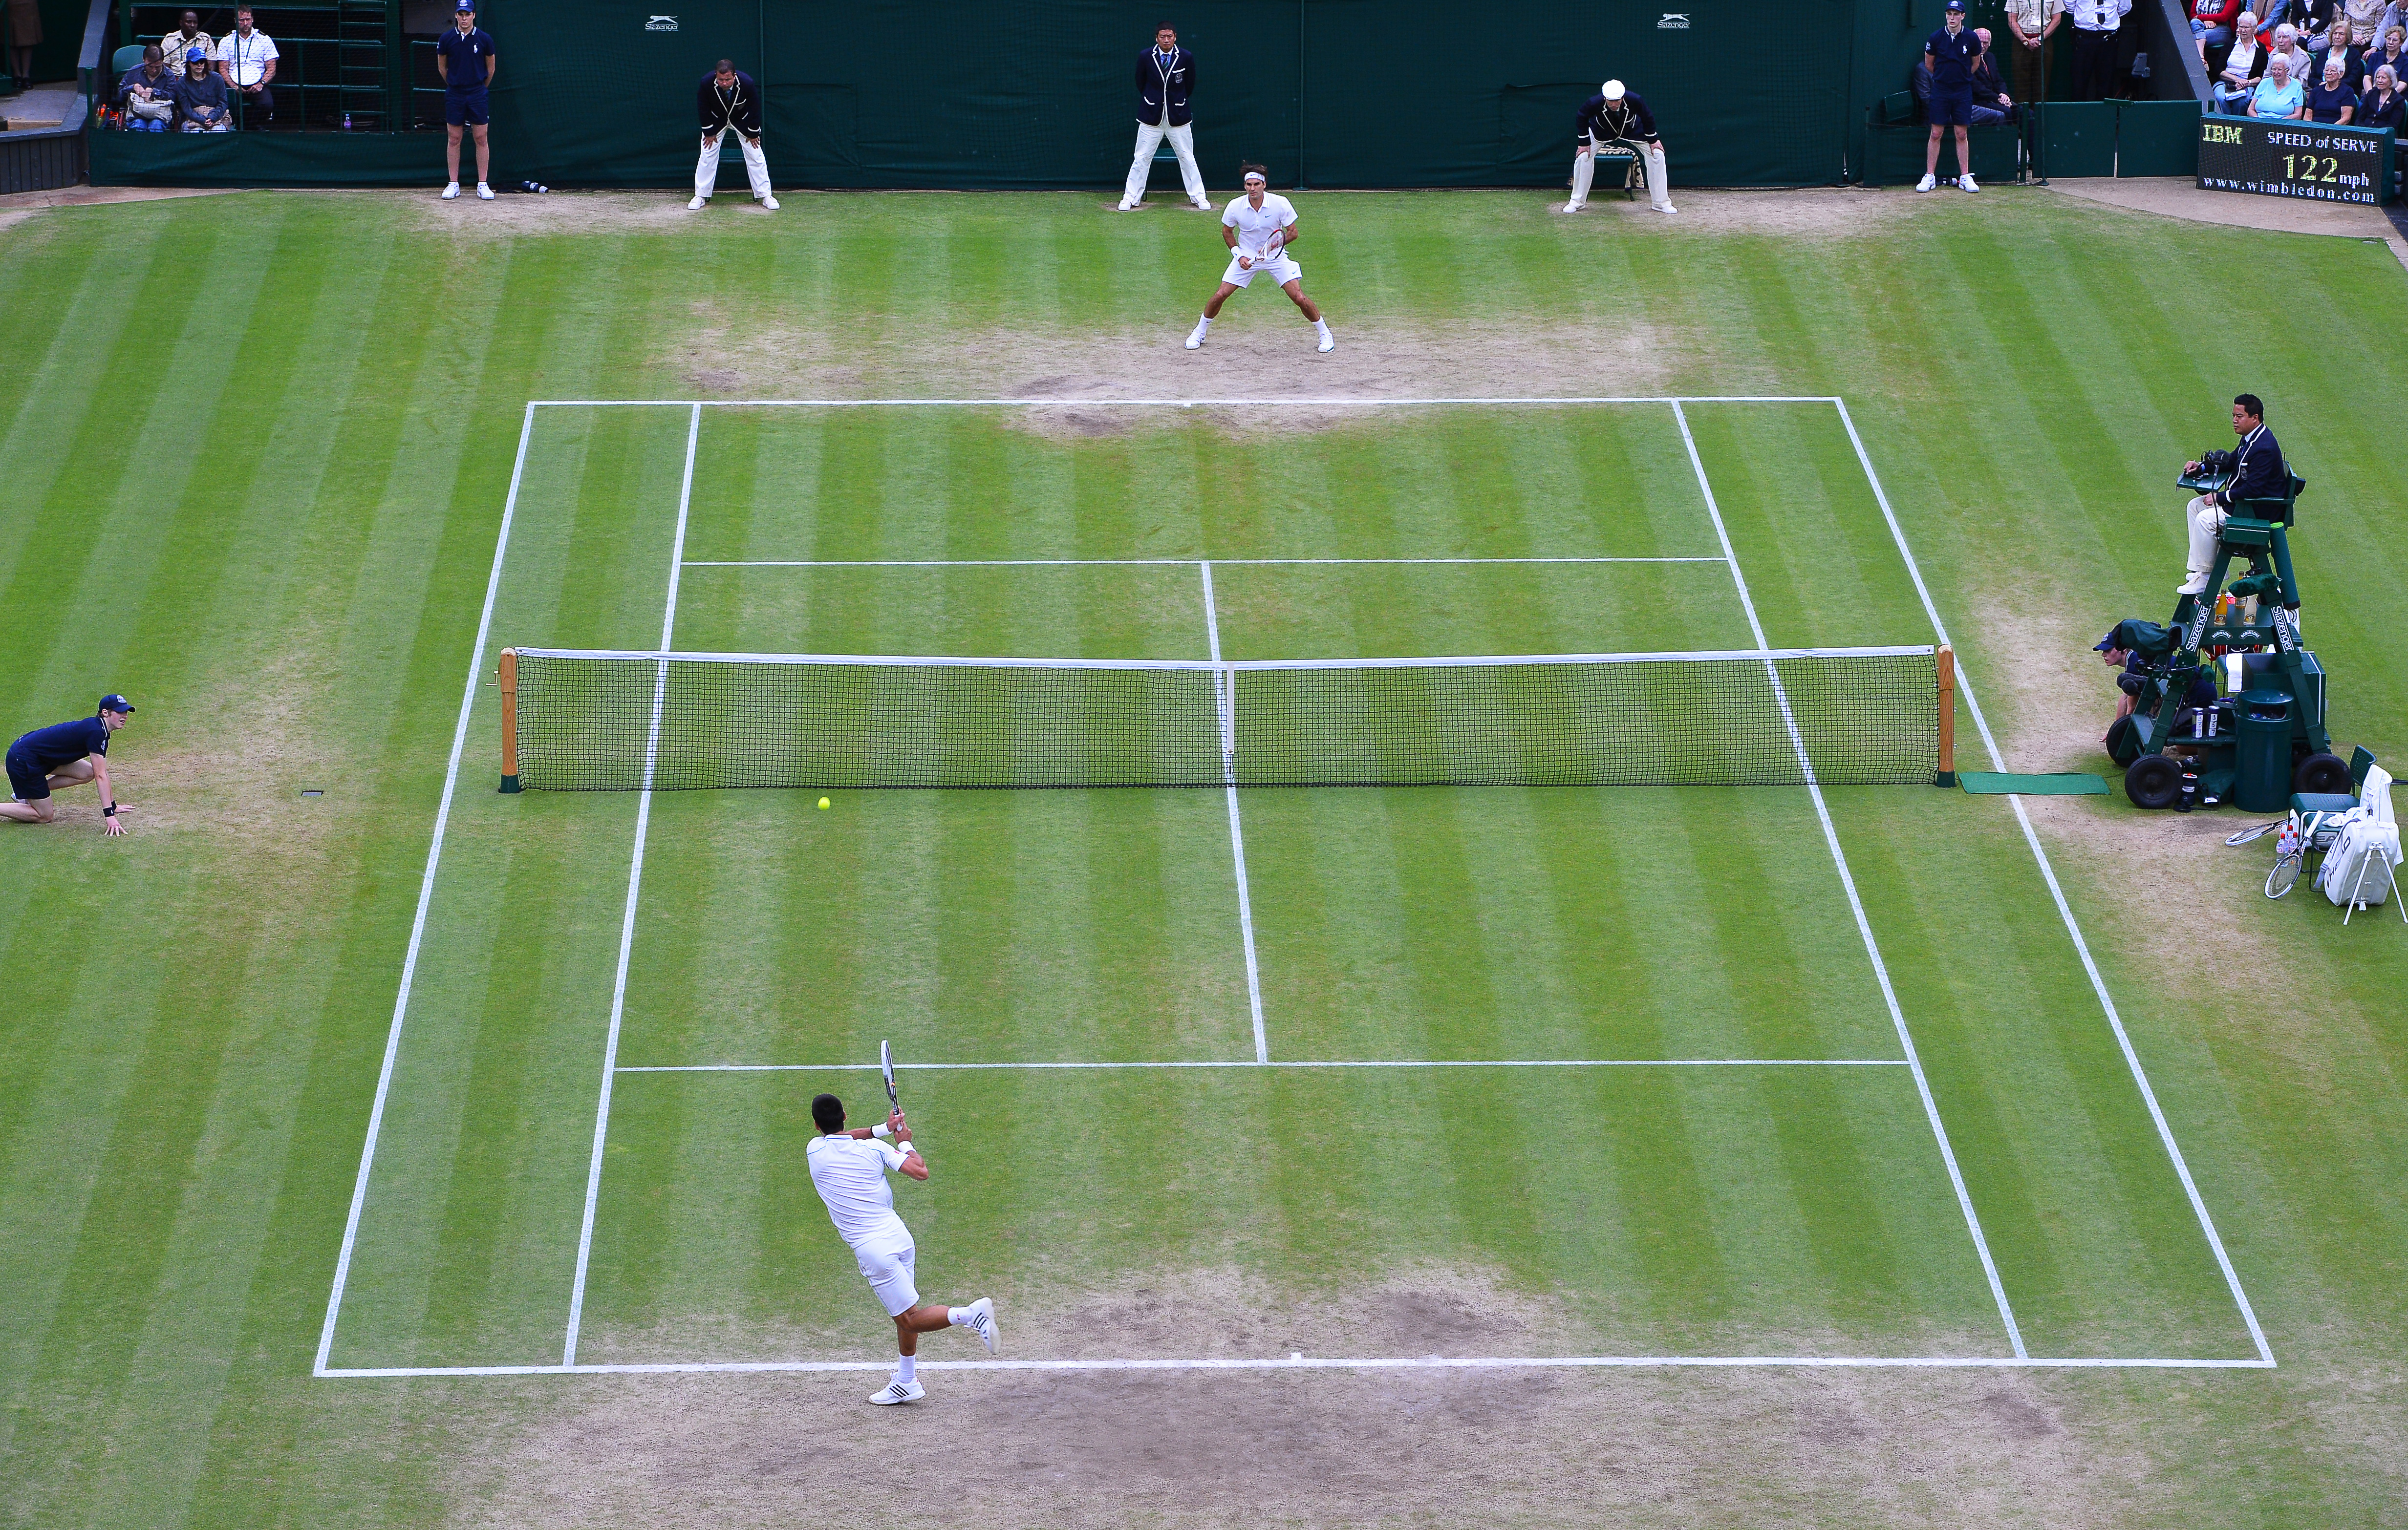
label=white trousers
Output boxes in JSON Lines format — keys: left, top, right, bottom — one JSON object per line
{"left": 2184, "top": 494, "right": 2227, "bottom": 588}
{"left": 697, "top": 132, "right": 773, "bottom": 201}
{"left": 1124, "top": 118, "right": 1205, "bottom": 206}
{"left": 1569, "top": 141, "right": 1671, "bottom": 211}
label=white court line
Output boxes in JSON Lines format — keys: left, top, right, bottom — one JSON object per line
{"left": 531, "top": 395, "right": 1845, "bottom": 409}
{"left": 311, "top": 403, "right": 539, "bottom": 1379}
{"left": 1672, "top": 401, "right": 2028, "bottom": 1362}
{"left": 319, "top": 1353, "right": 2272, "bottom": 1379}
{"left": 1201, "top": 560, "right": 1270, "bottom": 1065}
{"left": 613, "top": 1059, "right": 1914, "bottom": 1073}
{"left": 560, "top": 404, "right": 703, "bottom": 1369}
{"left": 1829, "top": 399, "right": 2276, "bottom": 1366}
{"left": 679, "top": 556, "right": 1729, "bottom": 567}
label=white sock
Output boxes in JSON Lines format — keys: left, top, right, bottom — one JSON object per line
{"left": 1313, "top": 318, "right": 1331, "bottom": 337}
{"left": 1193, "top": 315, "right": 1212, "bottom": 333}
{"left": 947, "top": 1305, "right": 975, "bottom": 1326}
{"left": 896, "top": 1353, "right": 917, "bottom": 1382}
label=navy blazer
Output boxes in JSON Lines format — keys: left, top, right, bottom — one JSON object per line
{"left": 2217, "top": 422, "right": 2287, "bottom": 507}
{"left": 1137, "top": 46, "right": 1195, "bottom": 126}
{"left": 698, "top": 70, "right": 762, "bottom": 135}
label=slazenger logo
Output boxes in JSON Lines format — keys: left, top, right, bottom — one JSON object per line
{"left": 645, "top": 14, "right": 677, "bottom": 30}
{"left": 1657, "top": 12, "right": 1691, "bottom": 25}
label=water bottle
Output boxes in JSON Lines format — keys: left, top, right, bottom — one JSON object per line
{"left": 344, "top": 112, "right": 352, "bottom": 131}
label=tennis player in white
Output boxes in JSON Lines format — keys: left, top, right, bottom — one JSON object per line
{"left": 806, "top": 1091, "right": 997, "bottom": 1404}
{"left": 1185, "top": 164, "right": 1333, "bottom": 353}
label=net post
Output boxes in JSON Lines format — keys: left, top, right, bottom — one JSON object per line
{"left": 1934, "top": 643, "right": 1956, "bottom": 788}
{"left": 498, "top": 648, "right": 522, "bottom": 793}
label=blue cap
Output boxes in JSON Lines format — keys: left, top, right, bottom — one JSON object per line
{"left": 1944, "top": 0, "right": 1967, "bottom": 10}
{"left": 2093, "top": 633, "right": 2121, "bottom": 652}
{"left": 99, "top": 694, "right": 135, "bottom": 714}
{"left": 186, "top": 45, "right": 209, "bottom": 61}
{"left": 455, "top": 3, "right": 474, "bottom": 10}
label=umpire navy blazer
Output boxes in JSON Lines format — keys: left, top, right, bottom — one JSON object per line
{"left": 697, "top": 69, "right": 762, "bottom": 135}
{"left": 1137, "top": 46, "right": 1195, "bottom": 126}
{"left": 2213, "top": 422, "right": 2286, "bottom": 507}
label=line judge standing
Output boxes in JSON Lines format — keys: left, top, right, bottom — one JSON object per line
{"left": 1561, "top": 80, "right": 1676, "bottom": 214}
{"left": 690, "top": 58, "right": 777, "bottom": 211}
{"left": 1119, "top": 23, "right": 1210, "bottom": 211}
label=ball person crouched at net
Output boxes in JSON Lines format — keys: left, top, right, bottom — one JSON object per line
{"left": 3, "top": 696, "right": 134, "bottom": 836}
{"left": 690, "top": 57, "right": 777, "bottom": 212}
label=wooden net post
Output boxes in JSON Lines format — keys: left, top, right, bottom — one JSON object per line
{"left": 1935, "top": 644, "right": 1957, "bottom": 788}
{"left": 498, "top": 648, "right": 522, "bottom": 794}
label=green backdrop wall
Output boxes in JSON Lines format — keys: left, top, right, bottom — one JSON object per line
{"left": 95, "top": 0, "right": 1869, "bottom": 189}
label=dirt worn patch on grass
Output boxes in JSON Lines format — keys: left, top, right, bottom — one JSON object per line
{"left": 454, "top": 1363, "right": 2150, "bottom": 1529}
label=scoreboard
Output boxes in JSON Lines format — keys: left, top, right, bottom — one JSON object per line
{"left": 2197, "top": 116, "right": 2391, "bottom": 205}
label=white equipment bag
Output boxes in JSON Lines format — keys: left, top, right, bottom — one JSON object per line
{"left": 2313, "top": 765, "right": 2403, "bottom": 921}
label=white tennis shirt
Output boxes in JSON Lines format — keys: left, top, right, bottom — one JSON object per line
{"left": 1222, "top": 192, "right": 1298, "bottom": 260}
{"left": 806, "top": 1134, "right": 910, "bottom": 1249}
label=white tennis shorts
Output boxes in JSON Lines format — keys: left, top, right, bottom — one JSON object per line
{"left": 853, "top": 1230, "right": 920, "bottom": 1317}
{"left": 1220, "top": 253, "right": 1302, "bottom": 288}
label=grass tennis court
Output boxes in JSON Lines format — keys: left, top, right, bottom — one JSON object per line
{"left": 4, "top": 188, "right": 2407, "bottom": 1526}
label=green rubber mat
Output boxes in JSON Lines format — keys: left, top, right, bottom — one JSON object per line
{"left": 1959, "top": 771, "right": 2111, "bottom": 796}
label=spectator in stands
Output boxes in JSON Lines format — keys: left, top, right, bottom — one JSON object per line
{"left": 2366, "top": 23, "right": 2408, "bottom": 81}
{"left": 4, "top": 0, "right": 38, "bottom": 90}
{"left": 2213, "top": 14, "right": 2268, "bottom": 108}
{"left": 2361, "top": 59, "right": 2406, "bottom": 124}
{"left": 173, "top": 45, "right": 231, "bottom": 131}
{"left": 2307, "top": 52, "right": 2360, "bottom": 115}
{"left": 157, "top": 10, "right": 214, "bottom": 74}
{"left": 2341, "top": 0, "right": 2393, "bottom": 55}
{"left": 2250, "top": 51, "right": 2307, "bottom": 114}
{"left": 2067, "top": 0, "right": 2133, "bottom": 98}
{"left": 2266, "top": 22, "right": 2319, "bottom": 82}
{"left": 218, "top": 6, "right": 278, "bottom": 127}
{"left": 2005, "top": 0, "right": 2063, "bottom": 108}
{"left": 119, "top": 44, "right": 178, "bottom": 129}
{"left": 1970, "top": 30, "right": 2019, "bottom": 121}
{"left": 2194, "top": 0, "right": 2244, "bottom": 61}
{"left": 2332, "top": 18, "right": 2371, "bottom": 82}
{"left": 436, "top": 4, "right": 498, "bottom": 201}
{"left": 2288, "top": 0, "right": 2335, "bottom": 55}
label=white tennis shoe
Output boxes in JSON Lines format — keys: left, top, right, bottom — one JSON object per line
{"left": 1185, "top": 327, "right": 1205, "bottom": 350}
{"left": 869, "top": 1379, "right": 925, "bottom": 1405}
{"left": 1957, "top": 173, "right": 1979, "bottom": 192}
{"left": 1914, "top": 172, "right": 1937, "bottom": 192}
{"left": 1117, "top": 200, "right": 1137, "bottom": 211}
{"left": 1191, "top": 197, "right": 1211, "bottom": 211}
{"left": 1317, "top": 332, "right": 1334, "bottom": 353}
{"left": 441, "top": 182, "right": 460, "bottom": 199}
{"left": 476, "top": 182, "right": 494, "bottom": 200}
{"left": 961, "top": 1296, "right": 999, "bottom": 1355}
{"left": 760, "top": 195, "right": 779, "bottom": 210}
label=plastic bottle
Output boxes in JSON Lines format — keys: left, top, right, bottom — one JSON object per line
{"left": 344, "top": 112, "right": 352, "bottom": 131}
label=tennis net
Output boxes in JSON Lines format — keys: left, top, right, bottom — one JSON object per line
{"left": 498, "top": 645, "right": 1947, "bottom": 791}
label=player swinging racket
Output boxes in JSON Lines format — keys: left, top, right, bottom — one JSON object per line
{"left": 1185, "top": 165, "right": 1333, "bottom": 352}
{"left": 2, "top": 695, "right": 134, "bottom": 835}
{"left": 806, "top": 1091, "right": 997, "bottom": 1404}
{"left": 1561, "top": 79, "right": 1676, "bottom": 215}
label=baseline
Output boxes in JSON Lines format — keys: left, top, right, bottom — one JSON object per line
{"left": 322, "top": 1353, "right": 2273, "bottom": 1379}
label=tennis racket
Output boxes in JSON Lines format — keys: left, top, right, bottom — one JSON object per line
{"left": 2226, "top": 820, "right": 2286, "bottom": 846}
{"left": 881, "top": 1039, "right": 899, "bottom": 1118}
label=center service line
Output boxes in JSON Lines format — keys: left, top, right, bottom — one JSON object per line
{"left": 1200, "top": 560, "right": 1270, "bottom": 1065}
{"left": 1672, "top": 400, "right": 2028, "bottom": 1362}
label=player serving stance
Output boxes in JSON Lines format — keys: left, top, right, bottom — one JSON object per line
{"left": 806, "top": 1091, "right": 997, "bottom": 1404}
{"left": 1185, "top": 165, "right": 1333, "bottom": 352}
{"left": 1561, "top": 79, "right": 1675, "bottom": 215}
{"left": 3, "top": 695, "right": 133, "bottom": 835}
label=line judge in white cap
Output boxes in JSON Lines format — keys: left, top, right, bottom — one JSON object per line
{"left": 1562, "top": 79, "right": 1675, "bottom": 214}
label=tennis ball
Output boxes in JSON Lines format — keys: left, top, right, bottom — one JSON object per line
{"left": 817, "top": 796, "right": 831, "bottom": 810}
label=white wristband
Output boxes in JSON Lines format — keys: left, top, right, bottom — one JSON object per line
{"left": 871, "top": 1123, "right": 891, "bottom": 1138}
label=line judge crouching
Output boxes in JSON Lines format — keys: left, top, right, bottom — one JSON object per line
{"left": 691, "top": 58, "right": 777, "bottom": 211}
{"left": 1561, "top": 80, "right": 1675, "bottom": 214}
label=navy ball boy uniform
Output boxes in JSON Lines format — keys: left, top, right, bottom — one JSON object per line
{"left": 1927, "top": 23, "right": 1983, "bottom": 125}
{"left": 438, "top": 24, "right": 496, "bottom": 125}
